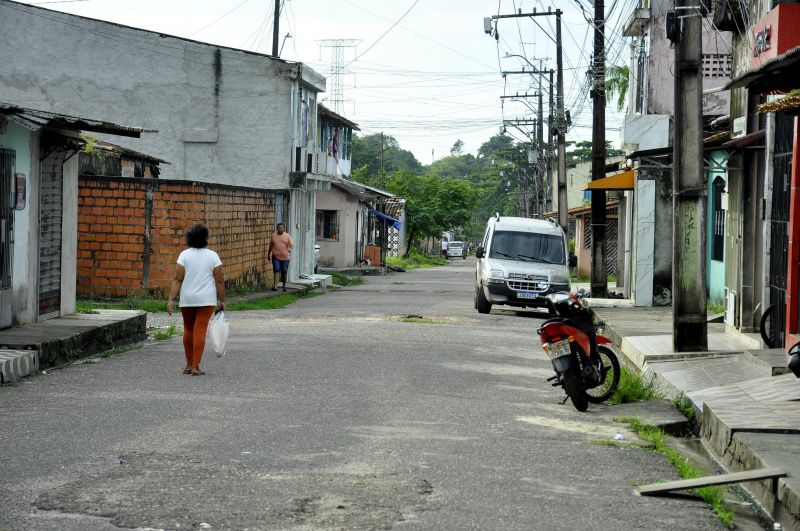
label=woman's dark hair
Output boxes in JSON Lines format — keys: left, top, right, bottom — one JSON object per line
{"left": 186, "top": 224, "right": 209, "bottom": 248}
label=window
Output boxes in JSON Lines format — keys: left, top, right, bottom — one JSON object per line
{"left": 316, "top": 209, "right": 339, "bottom": 241}
{"left": 712, "top": 177, "right": 725, "bottom": 261}
{"left": 583, "top": 218, "right": 592, "bottom": 250}
{"left": 489, "top": 231, "right": 566, "bottom": 265}
{"left": 0, "top": 148, "right": 14, "bottom": 290}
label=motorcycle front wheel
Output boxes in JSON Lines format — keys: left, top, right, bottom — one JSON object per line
{"left": 585, "top": 345, "right": 621, "bottom": 404}
{"left": 563, "top": 370, "right": 589, "bottom": 412}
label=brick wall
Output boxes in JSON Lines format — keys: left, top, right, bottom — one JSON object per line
{"left": 78, "top": 177, "right": 276, "bottom": 298}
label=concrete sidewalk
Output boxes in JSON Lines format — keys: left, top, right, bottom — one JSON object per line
{"left": 592, "top": 303, "right": 800, "bottom": 530}
{"left": 0, "top": 310, "right": 146, "bottom": 382}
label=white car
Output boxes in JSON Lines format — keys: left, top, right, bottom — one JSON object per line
{"left": 446, "top": 241, "right": 466, "bottom": 259}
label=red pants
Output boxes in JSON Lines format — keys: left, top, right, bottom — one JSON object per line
{"left": 180, "top": 306, "right": 215, "bottom": 368}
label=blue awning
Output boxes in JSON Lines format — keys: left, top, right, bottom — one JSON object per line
{"left": 368, "top": 209, "right": 402, "bottom": 230}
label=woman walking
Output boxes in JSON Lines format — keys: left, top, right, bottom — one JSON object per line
{"left": 167, "top": 224, "right": 226, "bottom": 376}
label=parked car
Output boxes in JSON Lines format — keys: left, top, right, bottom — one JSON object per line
{"left": 314, "top": 244, "right": 320, "bottom": 273}
{"left": 474, "top": 215, "right": 576, "bottom": 314}
{"left": 446, "top": 241, "right": 467, "bottom": 259}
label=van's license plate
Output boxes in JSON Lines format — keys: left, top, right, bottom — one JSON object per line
{"left": 517, "top": 290, "right": 540, "bottom": 299}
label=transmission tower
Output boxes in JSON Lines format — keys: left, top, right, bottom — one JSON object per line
{"left": 316, "top": 39, "right": 360, "bottom": 114}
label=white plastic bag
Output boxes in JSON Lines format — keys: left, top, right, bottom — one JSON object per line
{"left": 208, "top": 310, "right": 229, "bottom": 358}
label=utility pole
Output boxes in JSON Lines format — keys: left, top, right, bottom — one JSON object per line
{"left": 537, "top": 61, "right": 545, "bottom": 217}
{"left": 272, "top": 0, "right": 280, "bottom": 57}
{"left": 590, "top": 0, "right": 608, "bottom": 298}
{"left": 555, "top": 11, "right": 568, "bottom": 229}
{"left": 380, "top": 132, "right": 385, "bottom": 189}
{"left": 672, "top": 0, "right": 707, "bottom": 351}
{"left": 547, "top": 69, "right": 554, "bottom": 214}
{"left": 486, "top": 9, "right": 567, "bottom": 225}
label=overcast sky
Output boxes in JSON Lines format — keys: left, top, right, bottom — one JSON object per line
{"left": 29, "top": 0, "right": 631, "bottom": 164}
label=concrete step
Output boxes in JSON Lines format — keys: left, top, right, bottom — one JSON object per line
{"left": 0, "top": 349, "right": 39, "bottom": 384}
{"left": 0, "top": 310, "right": 146, "bottom": 369}
{"left": 694, "top": 375, "right": 800, "bottom": 531}
{"left": 744, "top": 349, "right": 790, "bottom": 377}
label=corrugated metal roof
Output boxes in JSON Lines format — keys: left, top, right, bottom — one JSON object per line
{"left": 332, "top": 178, "right": 373, "bottom": 200}
{"left": 0, "top": 103, "right": 156, "bottom": 138}
{"left": 318, "top": 104, "right": 361, "bottom": 131}
{"left": 82, "top": 137, "right": 170, "bottom": 165}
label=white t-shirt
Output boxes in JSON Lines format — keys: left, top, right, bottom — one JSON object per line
{"left": 177, "top": 248, "right": 222, "bottom": 307}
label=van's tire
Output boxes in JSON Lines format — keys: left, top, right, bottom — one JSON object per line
{"left": 476, "top": 284, "right": 492, "bottom": 314}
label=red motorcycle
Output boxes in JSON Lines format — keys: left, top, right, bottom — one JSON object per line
{"left": 538, "top": 292, "right": 621, "bottom": 411}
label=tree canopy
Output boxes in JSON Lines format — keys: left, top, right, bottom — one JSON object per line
{"left": 350, "top": 131, "right": 624, "bottom": 251}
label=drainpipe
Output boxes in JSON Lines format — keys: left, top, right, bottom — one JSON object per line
{"left": 761, "top": 108, "right": 775, "bottom": 329}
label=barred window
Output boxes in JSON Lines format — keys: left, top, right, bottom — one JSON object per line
{"left": 583, "top": 217, "right": 592, "bottom": 250}
{"left": 712, "top": 177, "right": 725, "bottom": 262}
{"left": 316, "top": 209, "right": 339, "bottom": 241}
{"left": 0, "top": 148, "right": 14, "bottom": 290}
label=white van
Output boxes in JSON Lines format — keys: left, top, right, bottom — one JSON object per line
{"left": 474, "top": 214, "right": 575, "bottom": 314}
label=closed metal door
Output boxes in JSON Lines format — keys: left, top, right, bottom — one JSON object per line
{"left": 769, "top": 113, "right": 794, "bottom": 347}
{"left": 38, "top": 149, "right": 65, "bottom": 319}
{"left": 0, "top": 148, "right": 14, "bottom": 329}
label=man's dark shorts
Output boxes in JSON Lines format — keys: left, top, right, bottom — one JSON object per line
{"left": 272, "top": 257, "right": 290, "bottom": 274}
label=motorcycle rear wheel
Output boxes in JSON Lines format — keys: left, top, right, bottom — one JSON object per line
{"left": 585, "top": 345, "right": 621, "bottom": 404}
{"left": 564, "top": 371, "right": 589, "bottom": 412}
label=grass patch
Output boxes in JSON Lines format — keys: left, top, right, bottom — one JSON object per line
{"left": 399, "top": 316, "right": 446, "bottom": 324}
{"left": 569, "top": 273, "right": 618, "bottom": 283}
{"left": 226, "top": 290, "right": 321, "bottom": 311}
{"left": 330, "top": 272, "right": 366, "bottom": 286}
{"left": 614, "top": 416, "right": 734, "bottom": 528}
{"left": 707, "top": 302, "right": 725, "bottom": 314}
{"left": 152, "top": 324, "right": 181, "bottom": 341}
{"left": 588, "top": 439, "right": 646, "bottom": 449}
{"left": 673, "top": 393, "right": 697, "bottom": 424}
{"left": 386, "top": 252, "right": 447, "bottom": 270}
{"left": 609, "top": 366, "right": 663, "bottom": 404}
{"left": 99, "top": 342, "right": 145, "bottom": 359}
{"left": 77, "top": 297, "right": 168, "bottom": 313}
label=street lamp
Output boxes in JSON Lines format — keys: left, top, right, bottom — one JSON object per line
{"left": 503, "top": 52, "right": 537, "bottom": 70}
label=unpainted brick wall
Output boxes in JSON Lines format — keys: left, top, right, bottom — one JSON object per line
{"left": 78, "top": 177, "right": 276, "bottom": 298}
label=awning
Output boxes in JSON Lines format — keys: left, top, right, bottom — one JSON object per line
{"left": 585, "top": 169, "right": 635, "bottom": 191}
{"left": 725, "top": 45, "right": 800, "bottom": 93}
{"left": 721, "top": 129, "right": 765, "bottom": 149}
{"left": 368, "top": 209, "right": 402, "bottom": 230}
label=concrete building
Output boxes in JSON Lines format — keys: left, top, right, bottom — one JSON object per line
{"left": 621, "top": 0, "right": 733, "bottom": 306}
{"left": 0, "top": 0, "right": 330, "bottom": 281}
{"left": 316, "top": 179, "right": 405, "bottom": 268}
{"left": 0, "top": 104, "right": 152, "bottom": 328}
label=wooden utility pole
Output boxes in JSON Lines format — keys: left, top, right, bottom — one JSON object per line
{"left": 672, "top": 0, "right": 707, "bottom": 351}
{"left": 380, "top": 132, "right": 385, "bottom": 189}
{"left": 272, "top": 0, "right": 281, "bottom": 57}
{"left": 590, "top": 0, "right": 608, "bottom": 298}
{"left": 555, "top": 11, "right": 568, "bottom": 229}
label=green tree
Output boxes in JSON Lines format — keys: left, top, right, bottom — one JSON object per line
{"left": 351, "top": 133, "right": 422, "bottom": 179}
{"left": 566, "top": 140, "right": 624, "bottom": 165}
{"left": 450, "top": 139, "right": 465, "bottom": 156}
{"left": 606, "top": 64, "right": 630, "bottom": 112}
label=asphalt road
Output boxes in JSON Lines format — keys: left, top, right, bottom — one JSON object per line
{"left": 0, "top": 258, "right": 725, "bottom": 530}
